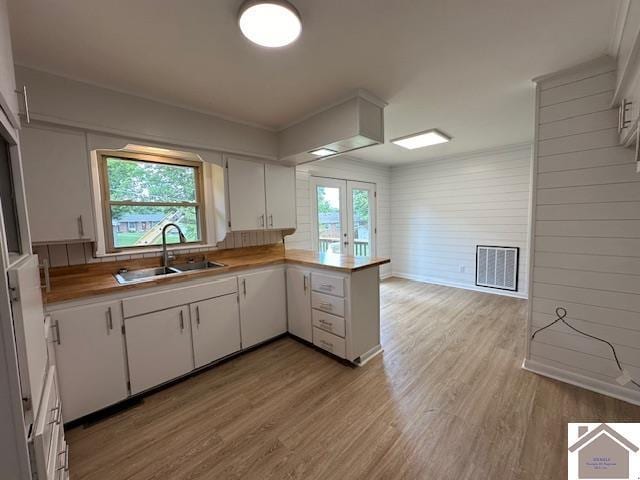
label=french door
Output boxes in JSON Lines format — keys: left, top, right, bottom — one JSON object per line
{"left": 310, "top": 177, "right": 376, "bottom": 257}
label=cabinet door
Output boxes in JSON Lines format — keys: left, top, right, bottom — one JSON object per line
{"left": 265, "top": 163, "right": 296, "bottom": 229}
{"left": 21, "top": 125, "right": 95, "bottom": 242}
{"left": 238, "top": 268, "right": 287, "bottom": 348}
{"left": 286, "top": 268, "right": 312, "bottom": 342}
{"left": 0, "top": 1, "right": 19, "bottom": 127}
{"left": 226, "top": 157, "right": 266, "bottom": 231}
{"left": 125, "top": 306, "right": 193, "bottom": 394}
{"left": 52, "top": 301, "right": 127, "bottom": 421}
{"left": 190, "top": 294, "right": 241, "bottom": 368}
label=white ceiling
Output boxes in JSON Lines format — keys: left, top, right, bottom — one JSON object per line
{"left": 8, "top": 0, "right": 620, "bottom": 164}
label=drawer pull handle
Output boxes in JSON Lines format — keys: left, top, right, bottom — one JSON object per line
{"left": 319, "top": 340, "right": 333, "bottom": 349}
{"left": 57, "top": 446, "right": 69, "bottom": 472}
{"left": 319, "top": 302, "right": 333, "bottom": 309}
{"left": 320, "top": 284, "right": 333, "bottom": 290}
{"left": 319, "top": 319, "right": 332, "bottom": 326}
{"left": 48, "top": 405, "right": 61, "bottom": 425}
{"left": 51, "top": 320, "right": 61, "bottom": 345}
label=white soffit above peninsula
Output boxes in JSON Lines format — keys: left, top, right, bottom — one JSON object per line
{"left": 7, "top": 0, "right": 620, "bottom": 164}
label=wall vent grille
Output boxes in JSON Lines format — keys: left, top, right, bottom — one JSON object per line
{"left": 476, "top": 246, "right": 519, "bottom": 292}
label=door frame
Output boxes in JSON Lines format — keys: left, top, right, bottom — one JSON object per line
{"left": 310, "top": 176, "right": 377, "bottom": 256}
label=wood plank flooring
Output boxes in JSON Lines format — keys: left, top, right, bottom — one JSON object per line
{"left": 66, "top": 279, "right": 640, "bottom": 480}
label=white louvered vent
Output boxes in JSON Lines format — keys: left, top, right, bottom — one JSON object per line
{"left": 476, "top": 246, "right": 519, "bottom": 291}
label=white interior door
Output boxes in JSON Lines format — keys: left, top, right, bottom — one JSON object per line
{"left": 311, "top": 177, "right": 376, "bottom": 256}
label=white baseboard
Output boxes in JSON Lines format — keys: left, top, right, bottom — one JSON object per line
{"left": 390, "top": 271, "right": 528, "bottom": 299}
{"left": 522, "top": 358, "right": 640, "bottom": 406}
{"left": 380, "top": 272, "right": 393, "bottom": 280}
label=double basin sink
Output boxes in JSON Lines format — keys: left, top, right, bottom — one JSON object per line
{"left": 115, "top": 260, "right": 226, "bottom": 285}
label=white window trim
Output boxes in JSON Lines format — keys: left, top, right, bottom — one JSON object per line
{"left": 89, "top": 144, "right": 226, "bottom": 257}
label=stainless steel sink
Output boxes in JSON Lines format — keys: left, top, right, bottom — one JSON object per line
{"left": 115, "top": 266, "right": 180, "bottom": 284}
{"left": 114, "top": 261, "right": 226, "bottom": 284}
{"left": 172, "top": 260, "right": 226, "bottom": 272}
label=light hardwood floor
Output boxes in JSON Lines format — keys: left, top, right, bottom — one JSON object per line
{"left": 66, "top": 279, "right": 640, "bottom": 480}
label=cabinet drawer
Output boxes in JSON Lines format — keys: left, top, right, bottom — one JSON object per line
{"left": 311, "top": 272, "right": 344, "bottom": 297}
{"left": 48, "top": 422, "right": 67, "bottom": 480}
{"left": 313, "top": 327, "right": 346, "bottom": 358}
{"left": 312, "top": 309, "right": 345, "bottom": 338}
{"left": 123, "top": 277, "right": 237, "bottom": 317}
{"left": 311, "top": 292, "right": 345, "bottom": 317}
{"left": 54, "top": 436, "right": 69, "bottom": 480}
{"left": 33, "top": 366, "right": 61, "bottom": 480}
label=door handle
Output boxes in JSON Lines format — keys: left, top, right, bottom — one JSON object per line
{"left": 242, "top": 278, "right": 247, "bottom": 296}
{"left": 303, "top": 275, "right": 308, "bottom": 292}
{"left": 269, "top": 214, "right": 273, "bottom": 227}
{"left": 196, "top": 305, "right": 200, "bottom": 325}
{"left": 179, "top": 310, "right": 184, "bottom": 331}
{"left": 259, "top": 214, "right": 265, "bottom": 227}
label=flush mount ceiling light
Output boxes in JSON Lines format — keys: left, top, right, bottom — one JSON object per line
{"left": 309, "top": 148, "right": 337, "bottom": 157}
{"left": 391, "top": 129, "right": 451, "bottom": 150}
{"left": 238, "top": 0, "right": 302, "bottom": 48}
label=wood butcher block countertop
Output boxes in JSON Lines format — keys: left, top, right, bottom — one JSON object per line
{"left": 44, "top": 244, "right": 390, "bottom": 304}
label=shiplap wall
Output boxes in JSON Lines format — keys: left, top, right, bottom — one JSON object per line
{"left": 284, "top": 156, "right": 392, "bottom": 277}
{"left": 524, "top": 57, "right": 640, "bottom": 405}
{"left": 390, "top": 145, "right": 532, "bottom": 297}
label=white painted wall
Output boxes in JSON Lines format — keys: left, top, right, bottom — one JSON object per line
{"left": 285, "top": 156, "right": 391, "bottom": 277}
{"left": 390, "top": 145, "right": 532, "bottom": 297}
{"left": 524, "top": 56, "right": 640, "bottom": 405}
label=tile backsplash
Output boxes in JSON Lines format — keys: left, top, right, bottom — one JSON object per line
{"left": 33, "top": 230, "right": 286, "bottom": 268}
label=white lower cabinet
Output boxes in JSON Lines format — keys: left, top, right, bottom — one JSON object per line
{"left": 286, "top": 268, "right": 312, "bottom": 342}
{"left": 238, "top": 268, "right": 287, "bottom": 348}
{"left": 125, "top": 305, "right": 193, "bottom": 395}
{"left": 51, "top": 300, "right": 128, "bottom": 422}
{"left": 190, "top": 294, "right": 241, "bottom": 368}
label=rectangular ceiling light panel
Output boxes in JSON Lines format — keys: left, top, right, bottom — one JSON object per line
{"left": 391, "top": 129, "right": 450, "bottom": 150}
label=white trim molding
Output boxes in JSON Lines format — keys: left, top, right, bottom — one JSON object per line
{"left": 523, "top": 358, "right": 640, "bottom": 407}
{"left": 391, "top": 272, "right": 528, "bottom": 300}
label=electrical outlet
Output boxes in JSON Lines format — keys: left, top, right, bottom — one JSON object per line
{"left": 459, "top": 265, "right": 465, "bottom": 273}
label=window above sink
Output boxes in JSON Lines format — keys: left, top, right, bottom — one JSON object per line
{"left": 89, "top": 143, "right": 228, "bottom": 257}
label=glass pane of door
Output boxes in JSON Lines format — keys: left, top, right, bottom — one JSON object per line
{"left": 316, "top": 185, "right": 343, "bottom": 254}
{"left": 351, "top": 188, "right": 371, "bottom": 257}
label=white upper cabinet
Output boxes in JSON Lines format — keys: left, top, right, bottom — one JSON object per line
{"left": 0, "top": 0, "right": 19, "bottom": 129}
{"left": 226, "top": 156, "right": 267, "bottom": 230}
{"left": 51, "top": 300, "right": 128, "bottom": 422}
{"left": 226, "top": 156, "right": 296, "bottom": 232}
{"left": 615, "top": 1, "right": 640, "bottom": 146}
{"left": 265, "top": 163, "right": 296, "bottom": 229}
{"left": 238, "top": 268, "right": 287, "bottom": 348}
{"left": 20, "top": 125, "right": 95, "bottom": 243}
